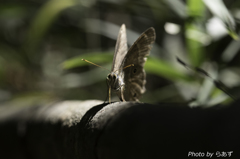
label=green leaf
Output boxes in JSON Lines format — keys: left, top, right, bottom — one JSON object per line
{"left": 221, "top": 38, "right": 240, "bottom": 63}
{"left": 62, "top": 52, "right": 113, "bottom": 69}
{"left": 196, "top": 76, "right": 215, "bottom": 105}
{"left": 205, "top": 92, "right": 230, "bottom": 107}
{"left": 0, "top": 4, "right": 27, "bottom": 18}
{"left": 188, "top": 0, "right": 205, "bottom": 17}
{"left": 165, "top": 0, "right": 187, "bottom": 18}
{"left": 145, "top": 57, "right": 191, "bottom": 82}
{"left": 185, "top": 24, "right": 206, "bottom": 67}
{"left": 186, "top": 0, "right": 206, "bottom": 67}
{"left": 1, "top": 91, "right": 56, "bottom": 108}
{"left": 64, "top": 53, "right": 191, "bottom": 82}
{"left": 202, "top": 0, "right": 238, "bottom": 40}
{"left": 228, "top": 30, "right": 239, "bottom": 40}
{"left": 25, "top": 0, "right": 77, "bottom": 53}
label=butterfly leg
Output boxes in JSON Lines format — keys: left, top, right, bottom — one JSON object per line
{"left": 109, "top": 86, "right": 111, "bottom": 103}
{"left": 120, "top": 84, "right": 125, "bottom": 102}
{"left": 115, "top": 84, "right": 125, "bottom": 101}
{"left": 120, "top": 90, "right": 125, "bottom": 101}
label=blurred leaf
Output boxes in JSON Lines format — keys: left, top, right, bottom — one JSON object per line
{"left": 186, "top": 0, "right": 206, "bottom": 67}
{"left": 175, "top": 81, "right": 199, "bottom": 101}
{"left": 62, "top": 52, "right": 113, "bottom": 69}
{"left": 83, "top": 19, "right": 162, "bottom": 55}
{"left": 188, "top": 63, "right": 218, "bottom": 106}
{"left": 0, "top": 56, "right": 5, "bottom": 82}
{"left": 1, "top": 91, "right": 56, "bottom": 109}
{"left": 145, "top": 0, "right": 187, "bottom": 20}
{"left": 196, "top": 76, "right": 214, "bottom": 105}
{"left": 145, "top": 57, "right": 191, "bottom": 82}
{"left": 165, "top": 0, "right": 187, "bottom": 18}
{"left": 202, "top": 0, "right": 238, "bottom": 40}
{"left": 228, "top": 30, "right": 239, "bottom": 40}
{"left": 188, "top": 0, "right": 205, "bottom": 17}
{"left": 205, "top": 92, "right": 230, "bottom": 107}
{"left": 0, "top": 5, "right": 27, "bottom": 18}
{"left": 143, "top": 84, "right": 182, "bottom": 103}
{"left": 83, "top": 19, "right": 123, "bottom": 40}
{"left": 188, "top": 64, "right": 234, "bottom": 106}
{"left": 64, "top": 53, "right": 191, "bottom": 82}
{"left": 185, "top": 24, "right": 206, "bottom": 67}
{"left": 62, "top": 65, "right": 111, "bottom": 87}
{"left": 25, "top": 0, "right": 77, "bottom": 53}
{"left": 83, "top": 18, "right": 164, "bottom": 62}
{"left": 226, "top": 86, "right": 240, "bottom": 100}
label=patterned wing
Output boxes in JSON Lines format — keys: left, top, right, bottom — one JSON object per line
{"left": 111, "top": 24, "right": 128, "bottom": 72}
{"left": 122, "top": 27, "right": 155, "bottom": 101}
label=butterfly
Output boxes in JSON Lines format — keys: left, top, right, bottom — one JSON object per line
{"left": 106, "top": 24, "right": 156, "bottom": 102}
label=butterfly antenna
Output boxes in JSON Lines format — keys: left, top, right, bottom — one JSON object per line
{"left": 176, "top": 57, "right": 236, "bottom": 100}
{"left": 113, "top": 64, "right": 134, "bottom": 73}
{"left": 114, "top": 64, "right": 134, "bottom": 72}
{"left": 82, "top": 59, "right": 110, "bottom": 71}
{"left": 123, "top": 64, "right": 134, "bottom": 69}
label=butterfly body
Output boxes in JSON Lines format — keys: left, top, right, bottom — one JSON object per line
{"left": 107, "top": 71, "right": 125, "bottom": 101}
{"left": 107, "top": 24, "right": 155, "bottom": 102}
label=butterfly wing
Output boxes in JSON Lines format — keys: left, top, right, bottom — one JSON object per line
{"left": 111, "top": 24, "right": 128, "bottom": 72}
{"left": 122, "top": 27, "right": 156, "bottom": 101}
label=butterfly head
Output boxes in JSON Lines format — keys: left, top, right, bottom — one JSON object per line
{"left": 106, "top": 72, "right": 124, "bottom": 91}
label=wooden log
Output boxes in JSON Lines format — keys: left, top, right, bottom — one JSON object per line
{"left": 0, "top": 100, "right": 104, "bottom": 159}
{"left": 1, "top": 99, "right": 240, "bottom": 159}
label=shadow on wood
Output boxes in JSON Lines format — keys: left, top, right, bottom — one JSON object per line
{"left": 1, "top": 99, "right": 240, "bottom": 159}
